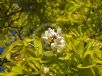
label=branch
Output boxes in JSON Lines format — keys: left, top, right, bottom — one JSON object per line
{"left": 8, "top": 9, "right": 22, "bottom": 26}
{"left": 0, "top": 9, "right": 22, "bottom": 18}
{"left": 0, "top": 8, "right": 22, "bottom": 29}
{"left": 5, "top": 3, "right": 13, "bottom": 15}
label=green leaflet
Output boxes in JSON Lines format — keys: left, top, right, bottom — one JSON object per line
{"left": 0, "top": 73, "right": 14, "bottom": 76}
{"left": 0, "top": 40, "right": 21, "bottom": 58}
{"left": 77, "top": 64, "right": 96, "bottom": 69}
{"left": 33, "top": 36, "right": 43, "bottom": 57}
{"left": 27, "top": 62, "right": 38, "bottom": 72}
{"left": 26, "top": 57, "right": 40, "bottom": 72}
{"left": 20, "top": 46, "right": 26, "bottom": 59}
{"left": 27, "top": 56, "right": 41, "bottom": 61}
{"left": 11, "top": 64, "right": 24, "bottom": 75}
{"left": 32, "top": 60, "right": 41, "bottom": 69}
{"left": 90, "top": 68, "right": 96, "bottom": 76}
{"left": 59, "top": 53, "right": 72, "bottom": 60}
{"left": 43, "top": 51, "right": 54, "bottom": 57}
{"left": 94, "top": 59, "right": 102, "bottom": 64}
{"left": 26, "top": 57, "right": 41, "bottom": 69}
{"left": 27, "top": 47, "right": 36, "bottom": 57}
{"left": 83, "top": 40, "right": 94, "bottom": 59}
{"left": 6, "top": 53, "right": 11, "bottom": 61}
{"left": 23, "top": 38, "right": 34, "bottom": 46}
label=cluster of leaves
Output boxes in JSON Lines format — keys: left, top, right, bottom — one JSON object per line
{"left": 0, "top": 29, "right": 102, "bottom": 76}
{"left": 0, "top": 0, "right": 102, "bottom": 76}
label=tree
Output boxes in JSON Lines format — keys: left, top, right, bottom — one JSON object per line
{"left": 0, "top": 0, "right": 102, "bottom": 76}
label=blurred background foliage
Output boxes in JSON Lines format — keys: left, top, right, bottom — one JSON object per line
{"left": 0, "top": 0, "right": 102, "bottom": 76}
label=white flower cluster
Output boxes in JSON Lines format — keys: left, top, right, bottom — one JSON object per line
{"left": 43, "top": 28, "right": 65, "bottom": 53}
{"left": 44, "top": 67, "right": 49, "bottom": 74}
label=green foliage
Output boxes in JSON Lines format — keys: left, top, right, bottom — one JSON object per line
{"left": 0, "top": 0, "right": 102, "bottom": 76}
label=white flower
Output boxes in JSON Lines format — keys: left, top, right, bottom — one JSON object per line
{"left": 43, "top": 28, "right": 57, "bottom": 44}
{"left": 48, "top": 28, "right": 56, "bottom": 36}
{"left": 51, "top": 43, "right": 56, "bottom": 48}
{"left": 43, "top": 27, "right": 65, "bottom": 53}
{"left": 44, "top": 67, "right": 49, "bottom": 74}
{"left": 57, "top": 49, "right": 61, "bottom": 53}
{"left": 60, "top": 39, "right": 64, "bottom": 43}
{"left": 57, "top": 28, "right": 62, "bottom": 34}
